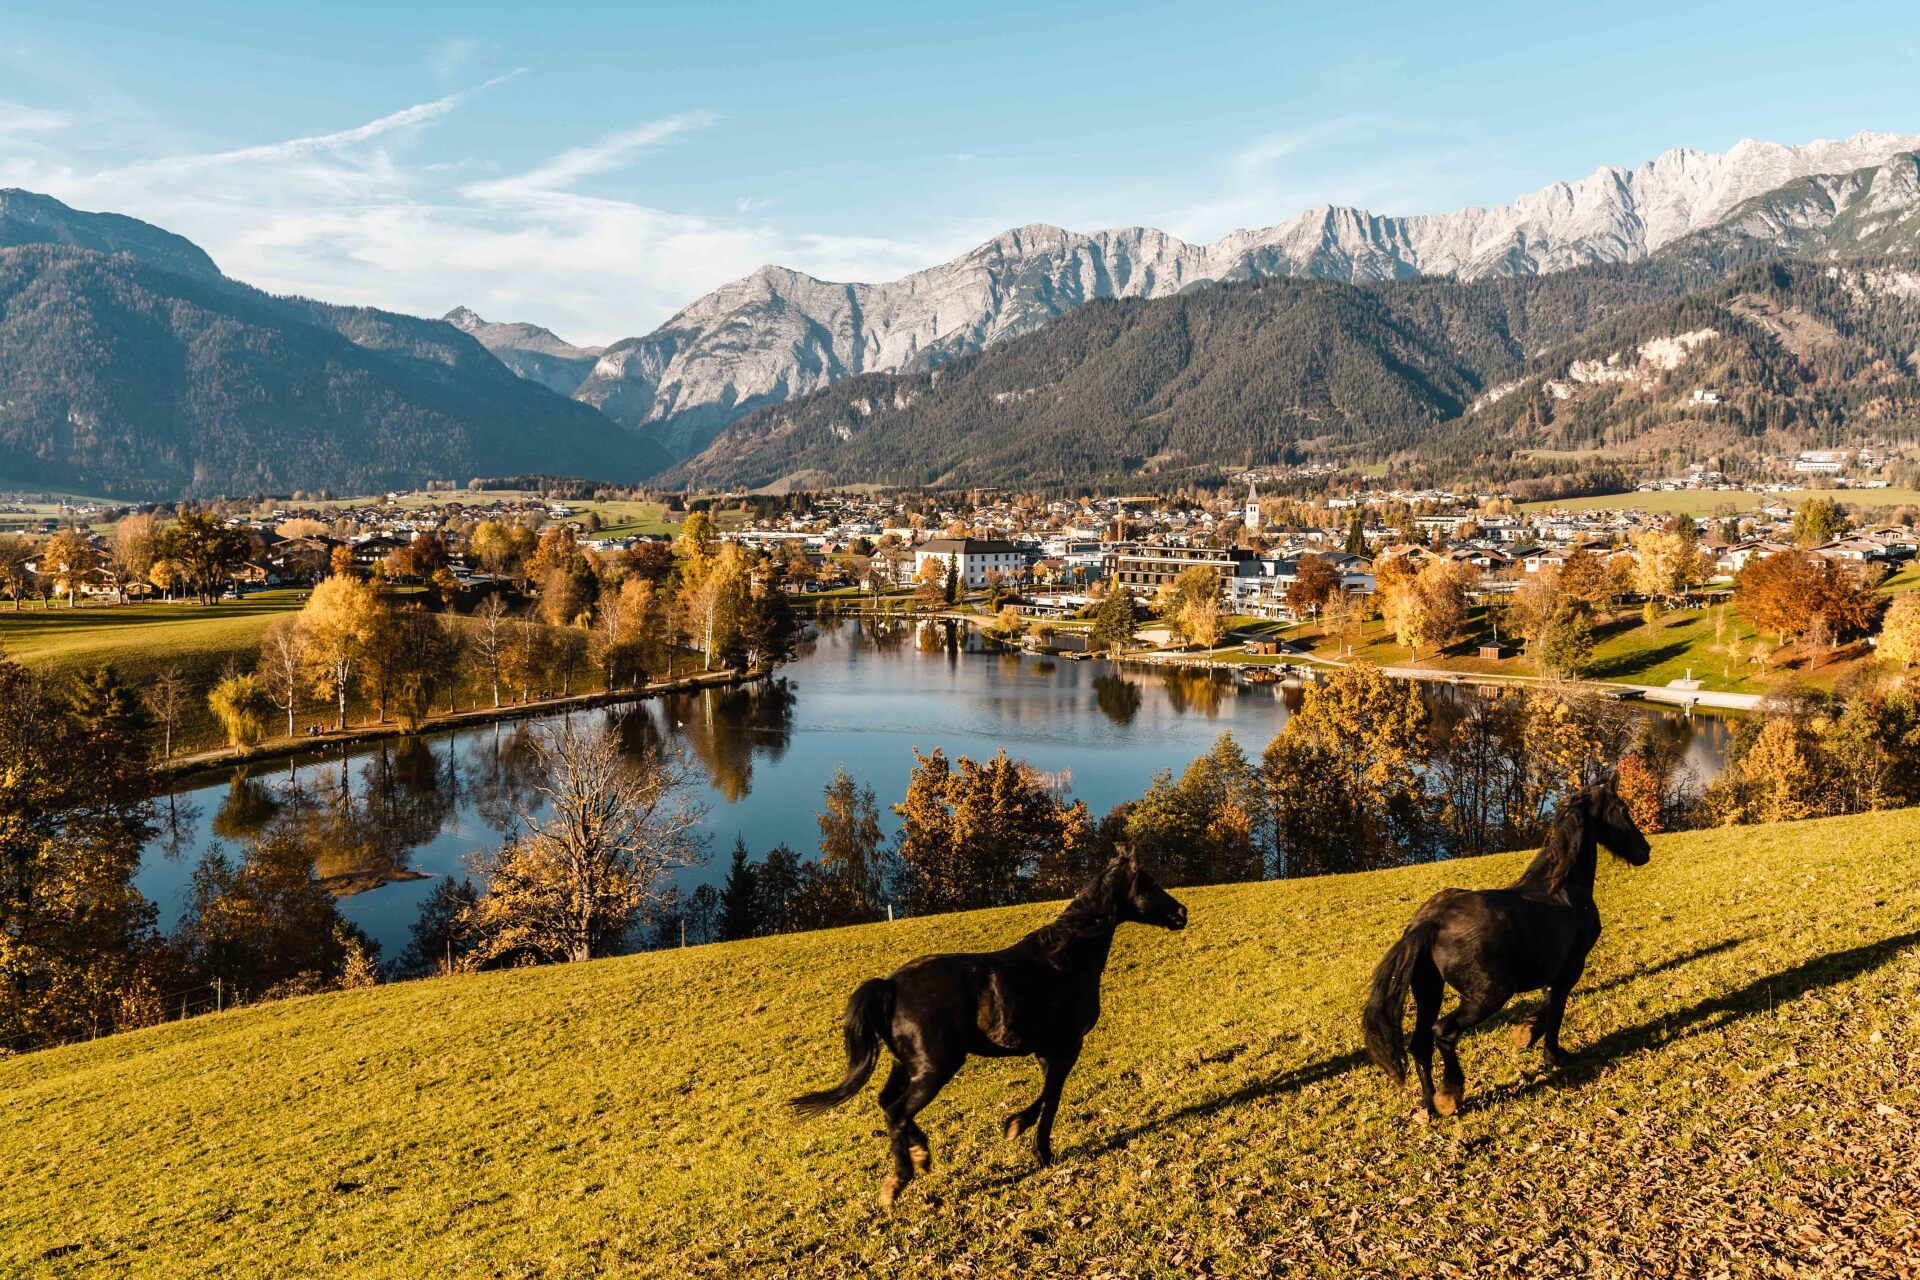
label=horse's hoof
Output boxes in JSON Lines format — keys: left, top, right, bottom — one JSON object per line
{"left": 1433, "top": 1091, "right": 1460, "bottom": 1117}
{"left": 909, "top": 1144, "right": 932, "bottom": 1176}
{"left": 877, "top": 1176, "right": 903, "bottom": 1208}
{"left": 1004, "top": 1115, "right": 1031, "bottom": 1141}
{"left": 1510, "top": 1025, "right": 1535, "bottom": 1048}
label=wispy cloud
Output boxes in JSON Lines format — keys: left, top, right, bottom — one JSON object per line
{"left": 463, "top": 112, "right": 713, "bottom": 204}
{"left": 0, "top": 99, "right": 69, "bottom": 136}
{"left": 115, "top": 71, "right": 523, "bottom": 180}
{"left": 0, "top": 80, "right": 951, "bottom": 345}
{"left": 431, "top": 38, "right": 478, "bottom": 84}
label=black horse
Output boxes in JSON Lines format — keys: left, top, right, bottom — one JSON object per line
{"left": 1363, "top": 781, "right": 1651, "bottom": 1118}
{"left": 791, "top": 853, "right": 1188, "bottom": 1206}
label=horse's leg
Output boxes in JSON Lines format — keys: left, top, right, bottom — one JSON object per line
{"left": 1029, "top": 1043, "right": 1082, "bottom": 1168}
{"left": 1409, "top": 960, "right": 1444, "bottom": 1120}
{"left": 879, "top": 1061, "right": 957, "bottom": 1207}
{"left": 1005, "top": 1071, "right": 1046, "bottom": 1142}
{"left": 1432, "top": 983, "right": 1510, "bottom": 1117}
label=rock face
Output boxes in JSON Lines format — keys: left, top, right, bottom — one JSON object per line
{"left": 476, "top": 132, "right": 1920, "bottom": 463}
{"left": 442, "top": 307, "right": 604, "bottom": 397}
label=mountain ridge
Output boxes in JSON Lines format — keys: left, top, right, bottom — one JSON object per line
{"left": 463, "top": 131, "right": 1920, "bottom": 463}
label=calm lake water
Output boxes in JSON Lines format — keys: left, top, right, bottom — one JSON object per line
{"left": 137, "top": 619, "right": 1731, "bottom": 956}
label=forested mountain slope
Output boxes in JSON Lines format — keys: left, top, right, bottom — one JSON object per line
{"left": 669, "top": 247, "right": 1920, "bottom": 491}
{"left": 0, "top": 245, "right": 665, "bottom": 497}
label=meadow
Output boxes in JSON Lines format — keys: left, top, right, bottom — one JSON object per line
{"left": 4, "top": 809, "right": 1916, "bottom": 1276}
{"left": 1517, "top": 487, "right": 1920, "bottom": 516}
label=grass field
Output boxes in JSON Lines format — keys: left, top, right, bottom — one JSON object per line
{"left": 1265, "top": 603, "right": 1838, "bottom": 694}
{"left": 1518, "top": 487, "right": 1920, "bottom": 516}
{"left": 0, "top": 592, "right": 306, "bottom": 676}
{"left": 5, "top": 811, "right": 1918, "bottom": 1276}
{"left": 0, "top": 591, "right": 311, "bottom": 751}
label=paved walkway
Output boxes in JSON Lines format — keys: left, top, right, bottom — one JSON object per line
{"left": 1131, "top": 637, "right": 1765, "bottom": 712}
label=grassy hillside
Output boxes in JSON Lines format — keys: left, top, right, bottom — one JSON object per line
{"left": 6, "top": 812, "right": 1919, "bottom": 1276}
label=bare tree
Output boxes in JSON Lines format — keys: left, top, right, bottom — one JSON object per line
{"left": 464, "top": 721, "right": 708, "bottom": 963}
{"left": 141, "top": 666, "right": 191, "bottom": 762}
{"left": 470, "top": 592, "right": 510, "bottom": 709}
{"left": 258, "top": 617, "right": 305, "bottom": 738}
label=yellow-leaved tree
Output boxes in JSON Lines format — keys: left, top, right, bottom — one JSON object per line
{"left": 294, "top": 573, "right": 380, "bottom": 730}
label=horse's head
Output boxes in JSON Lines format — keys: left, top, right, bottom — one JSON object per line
{"left": 1585, "top": 779, "right": 1651, "bottom": 866}
{"left": 1108, "top": 848, "right": 1188, "bottom": 931}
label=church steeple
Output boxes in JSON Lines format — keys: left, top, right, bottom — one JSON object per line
{"left": 1244, "top": 481, "right": 1262, "bottom": 533}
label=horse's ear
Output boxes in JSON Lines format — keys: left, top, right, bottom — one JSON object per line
{"left": 1111, "top": 844, "right": 1136, "bottom": 873}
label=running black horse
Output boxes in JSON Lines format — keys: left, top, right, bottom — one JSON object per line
{"left": 1363, "top": 781, "right": 1651, "bottom": 1119}
{"left": 790, "top": 852, "right": 1188, "bottom": 1206}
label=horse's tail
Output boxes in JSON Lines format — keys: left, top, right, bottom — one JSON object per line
{"left": 790, "top": 978, "right": 895, "bottom": 1118}
{"left": 1363, "top": 916, "right": 1440, "bottom": 1082}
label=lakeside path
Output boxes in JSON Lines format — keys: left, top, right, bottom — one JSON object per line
{"left": 1097, "top": 637, "right": 1766, "bottom": 712}
{"left": 157, "top": 667, "right": 765, "bottom": 783}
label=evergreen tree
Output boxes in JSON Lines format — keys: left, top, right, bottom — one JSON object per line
{"left": 717, "top": 838, "right": 761, "bottom": 940}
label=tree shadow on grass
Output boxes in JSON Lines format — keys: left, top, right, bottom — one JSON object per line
{"left": 1586, "top": 640, "right": 1692, "bottom": 680}
{"left": 1496, "top": 926, "right": 1920, "bottom": 1106}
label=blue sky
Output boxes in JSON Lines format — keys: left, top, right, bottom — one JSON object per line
{"left": 2, "top": 0, "right": 1918, "bottom": 342}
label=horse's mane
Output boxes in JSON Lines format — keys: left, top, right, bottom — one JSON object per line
{"left": 1023, "top": 862, "right": 1125, "bottom": 964}
{"left": 1517, "top": 799, "right": 1591, "bottom": 895}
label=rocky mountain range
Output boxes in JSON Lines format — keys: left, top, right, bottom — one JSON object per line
{"left": 665, "top": 252, "right": 1920, "bottom": 493}
{"left": 462, "top": 131, "right": 1920, "bottom": 465}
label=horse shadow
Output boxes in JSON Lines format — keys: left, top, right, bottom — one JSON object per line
{"left": 1497, "top": 926, "right": 1920, "bottom": 1105}
{"left": 962, "top": 927, "right": 1914, "bottom": 1192}
{"left": 1073, "top": 936, "right": 1752, "bottom": 1160}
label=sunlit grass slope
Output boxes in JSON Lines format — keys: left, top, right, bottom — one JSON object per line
{"left": 6, "top": 812, "right": 1919, "bottom": 1277}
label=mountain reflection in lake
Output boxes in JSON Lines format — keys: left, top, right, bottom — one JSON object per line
{"left": 136, "top": 619, "right": 1730, "bottom": 955}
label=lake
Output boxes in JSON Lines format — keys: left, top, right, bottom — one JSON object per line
{"left": 137, "top": 619, "right": 1731, "bottom": 955}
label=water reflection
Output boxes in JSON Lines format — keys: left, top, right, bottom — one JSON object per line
{"left": 137, "top": 620, "right": 1732, "bottom": 955}
{"left": 1093, "top": 674, "right": 1142, "bottom": 726}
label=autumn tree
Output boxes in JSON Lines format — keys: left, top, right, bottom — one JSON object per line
{"left": 41, "top": 526, "right": 94, "bottom": 607}
{"left": 1262, "top": 662, "right": 1430, "bottom": 875}
{"left": 891, "top": 748, "right": 1090, "bottom": 913}
{"left": 1879, "top": 593, "right": 1920, "bottom": 668}
{"left": 1536, "top": 602, "right": 1598, "bottom": 679}
{"left": 464, "top": 721, "right": 708, "bottom": 964}
{"left": 1736, "top": 550, "right": 1877, "bottom": 650}
{"left": 208, "top": 673, "right": 273, "bottom": 752}
{"left": 1630, "top": 528, "right": 1708, "bottom": 607}
{"left": 1285, "top": 554, "right": 1341, "bottom": 616}
{"left": 0, "top": 535, "right": 34, "bottom": 610}
{"left": 105, "top": 514, "right": 162, "bottom": 602}
{"left": 385, "top": 604, "right": 459, "bottom": 730}
{"left": 140, "top": 665, "right": 192, "bottom": 763}
{"left": 677, "top": 543, "right": 751, "bottom": 670}
{"left": 295, "top": 574, "right": 380, "bottom": 730}
{"left": 799, "top": 766, "right": 888, "bottom": 926}
{"left": 176, "top": 830, "right": 369, "bottom": 999}
{"left": 161, "top": 512, "right": 249, "bottom": 604}
{"left": 1114, "top": 733, "right": 1266, "bottom": 886}
{"left": 1792, "top": 496, "right": 1847, "bottom": 548}
{"left": 1088, "top": 584, "right": 1139, "bottom": 655}
{"left": 0, "top": 658, "right": 161, "bottom": 1049}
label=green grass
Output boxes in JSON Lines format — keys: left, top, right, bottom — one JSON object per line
{"left": 1519, "top": 487, "right": 1920, "bottom": 516}
{"left": 1273, "top": 605, "right": 1795, "bottom": 694}
{"left": 0, "top": 591, "right": 310, "bottom": 751}
{"left": 6, "top": 811, "right": 1918, "bottom": 1275}
{"left": 0, "top": 591, "right": 306, "bottom": 678}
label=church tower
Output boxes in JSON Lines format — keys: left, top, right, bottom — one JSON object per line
{"left": 1243, "top": 481, "right": 1262, "bottom": 533}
